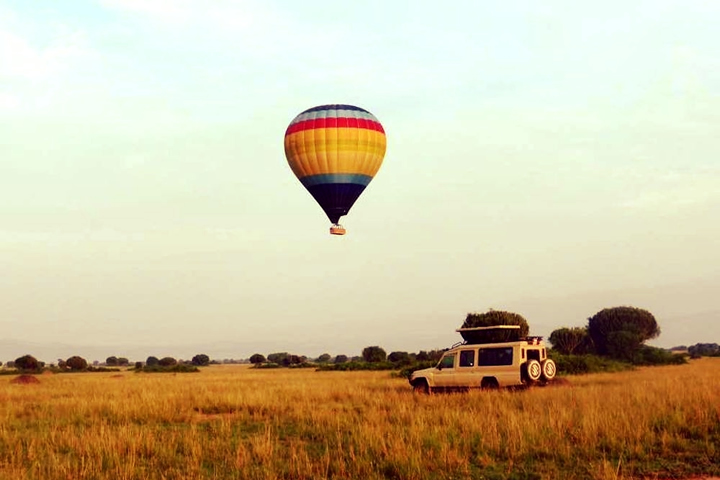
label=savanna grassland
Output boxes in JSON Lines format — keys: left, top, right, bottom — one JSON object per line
{"left": 1, "top": 359, "right": 719, "bottom": 480}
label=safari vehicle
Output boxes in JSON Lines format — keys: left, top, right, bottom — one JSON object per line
{"left": 409, "top": 325, "right": 557, "bottom": 393}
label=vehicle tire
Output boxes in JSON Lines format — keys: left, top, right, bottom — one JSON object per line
{"left": 413, "top": 380, "right": 430, "bottom": 395}
{"left": 541, "top": 359, "right": 556, "bottom": 381}
{"left": 481, "top": 377, "right": 499, "bottom": 390}
{"left": 525, "top": 359, "right": 542, "bottom": 382}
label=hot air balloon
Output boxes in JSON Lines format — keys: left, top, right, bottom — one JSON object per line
{"left": 284, "top": 104, "right": 387, "bottom": 235}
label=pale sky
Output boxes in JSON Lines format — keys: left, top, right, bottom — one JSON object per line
{"left": 1, "top": 0, "right": 718, "bottom": 362}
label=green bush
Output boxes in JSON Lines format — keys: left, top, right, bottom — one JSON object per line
{"left": 136, "top": 364, "right": 199, "bottom": 373}
{"left": 460, "top": 311, "right": 529, "bottom": 343}
{"left": 634, "top": 346, "right": 687, "bottom": 366}
{"left": 316, "top": 361, "right": 396, "bottom": 372}
{"left": 397, "top": 360, "right": 437, "bottom": 379}
{"left": 253, "top": 362, "right": 281, "bottom": 369}
{"left": 361, "top": 346, "right": 387, "bottom": 363}
{"left": 548, "top": 352, "right": 633, "bottom": 375}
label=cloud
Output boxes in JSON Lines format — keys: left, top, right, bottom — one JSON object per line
{"left": 0, "top": 27, "right": 88, "bottom": 81}
{"left": 98, "top": 0, "right": 197, "bottom": 25}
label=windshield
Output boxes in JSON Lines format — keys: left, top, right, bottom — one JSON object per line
{"left": 437, "top": 354, "right": 455, "bottom": 369}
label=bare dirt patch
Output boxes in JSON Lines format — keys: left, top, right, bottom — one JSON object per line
{"left": 548, "top": 377, "right": 572, "bottom": 387}
{"left": 10, "top": 374, "right": 40, "bottom": 385}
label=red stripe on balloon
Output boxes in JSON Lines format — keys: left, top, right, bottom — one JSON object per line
{"left": 285, "top": 118, "right": 385, "bottom": 135}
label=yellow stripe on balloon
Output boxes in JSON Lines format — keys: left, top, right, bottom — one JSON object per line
{"left": 284, "top": 128, "right": 386, "bottom": 177}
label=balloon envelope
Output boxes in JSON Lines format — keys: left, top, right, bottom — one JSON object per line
{"left": 284, "top": 104, "right": 387, "bottom": 227}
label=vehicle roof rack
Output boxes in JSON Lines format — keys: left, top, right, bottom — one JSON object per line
{"left": 456, "top": 325, "right": 521, "bottom": 332}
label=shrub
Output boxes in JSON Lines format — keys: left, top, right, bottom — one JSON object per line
{"left": 158, "top": 357, "right": 177, "bottom": 367}
{"left": 362, "top": 346, "right": 387, "bottom": 363}
{"left": 146, "top": 356, "right": 160, "bottom": 366}
{"left": 118, "top": 357, "right": 129, "bottom": 366}
{"left": 15, "top": 355, "right": 40, "bottom": 372}
{"left": 249, "top": 354, "right": 266, "bottom": 364}
{"left": 460, "top": 311, "right": 529, "bottom": 343}
{"left": 549, "top": 327, "right": 593, "bottom": 355}
{"left": 191, "top": 354, "right": 210, "bottom": 366}
{"left": 267, "top": 352, "right": 289, "bottom": 365}
{"left": 548, "top": 352, "right": 633, "bottom": 375}
{"left": 316, "top": 361, "right": 396, "bottom": 372}
{"left": 65, "top": 356, "right": 88, "bottom": 371}
{"left": 634, "top": 346, "right": 687, "bottom": 366}
{"left": 316, "top": 353, "right": 332, "bottom": 363}
{"left": 106, "top": 356, "right": 118, "bottom": 366}
{"left": 397, "top": 360, "right": 437, "bottom": 379}
{"left": 688, "top": 343, "right": 720, "bottom": 358}
{"left": 388, "top": 351, "right": 412, "bottom": 365}
{"left": 137, "top": 364, "right": 199, "bottom": 373}
{"left": 334, "top": 354, "right": 348, "bottom": 364}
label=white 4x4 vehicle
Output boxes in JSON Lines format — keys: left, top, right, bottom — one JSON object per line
{"left": 409, "top": 326, "right": 557, "bottom": 393}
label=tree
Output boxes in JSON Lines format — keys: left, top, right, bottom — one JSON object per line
{"left": 388, "top": 351, "right": 412, "bottom": 365}
{"left": 588, "top": 306, "right": 661, "bottom": 359}
{"left": 461, "top": 310, "right": 529, "bottom": 343}
{"left": 66, "top": 356, "right": 88, "bottom": 371}
{"left": 118, "top": 357, "right": 129, "bottom": 366}
{"left": 146, "top": 356, "right": 160, "bottom": 367}
{"left": 15, "top": 354, "right": 40, "bottom": 372}
{"left": 549, "top": 327, "right": 592, "bottom": 355}
{"left": 106, "top": 356, "right": 119, "bottom": 366}
{"left": 282, "top": 355, "right": 306, "bottom": 367}
{"left": 249, "top": 354, "right": 266, "bottom": 364}
{"left": 334, "top": 354, "right": 348, "bottom": 364}
{"left": 58, "top": 359, "right": 67, "bottom": 369}
{"left": 316, "top": 353, "right": 332, "bottom": 363}
{"left": 267, "top": 352, "right": 289, "bottom": 365}
{"left": 688, "top": 343, "right": 720, "bottom": 358}
{"left": 191, "top": 354, "right": 210, "bottom": 366}
{"left": 159, "top": 357, "right": 177, "bottom": 367}
{"left": 362, "top": 346, "right": 387, "bottom": 363}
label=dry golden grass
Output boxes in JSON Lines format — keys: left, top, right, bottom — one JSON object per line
{"left": 1, "top": 359, "right": 719, "bottom": 480}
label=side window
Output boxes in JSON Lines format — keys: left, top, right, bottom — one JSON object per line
{"left": 459, "top": 350, "right": 475, "bottom": 367}
{"left": 438, "top": 354, "right": 455, "bottom": 369}
{"left": 478, "top": 348, "right": 513, "bottom": 366}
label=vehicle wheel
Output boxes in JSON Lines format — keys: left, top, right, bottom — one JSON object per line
{"left": 525, "top": 359, "right": 542, "bottom": 382}
{"left": 541, "top": 359, "right": 556, "bottom": 381}
{"left": 413, "top": 380, "right": 430, "bottom": 395}
{"left": 481, "top": 378, "right": 499, "bottom": 390}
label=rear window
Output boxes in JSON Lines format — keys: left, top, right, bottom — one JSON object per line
{"left": 478, "top": 347, "right": 513, "bottom": 366}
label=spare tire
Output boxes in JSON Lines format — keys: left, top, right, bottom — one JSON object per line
{"left": 541, "top": 359, "right": 556, "bottom": 381}
{"left": 525, "top": 359, "right": 542, "bottom": 382}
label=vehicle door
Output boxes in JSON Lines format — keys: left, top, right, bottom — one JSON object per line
{"left": 433, "top": 353, "right": 456, "bottom": 389}
{"left": 453, "top": 349, "right": 477, "bottom": 387}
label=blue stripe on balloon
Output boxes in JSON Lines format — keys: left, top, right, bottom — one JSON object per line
{"left": 300, "top": 173, "right": 373, "bottom": 187}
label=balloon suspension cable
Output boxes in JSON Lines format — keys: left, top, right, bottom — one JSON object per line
{"left": 329, "top": 223, "right": 346, "bottom": 236}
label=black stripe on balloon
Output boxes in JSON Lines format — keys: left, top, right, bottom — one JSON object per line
{"left": 305, "top": 183, "right": 368, "bottom": 225}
